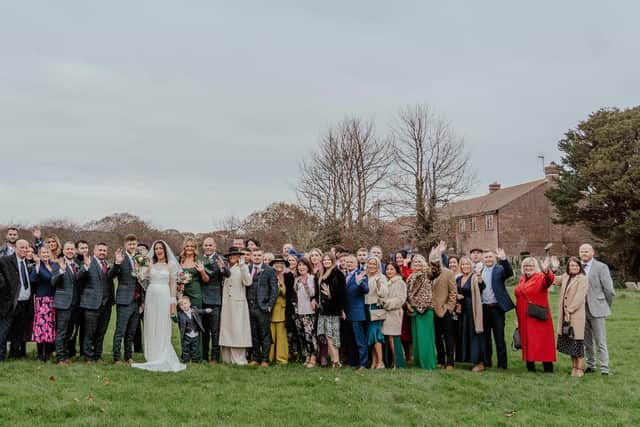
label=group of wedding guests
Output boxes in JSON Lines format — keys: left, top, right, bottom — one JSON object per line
{"left": 0, "top": 227, "right": 615, "bottom": 377}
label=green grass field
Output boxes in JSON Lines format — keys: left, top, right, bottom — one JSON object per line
{"left": 1, "top": 290, "right": 639, "bottom": 426}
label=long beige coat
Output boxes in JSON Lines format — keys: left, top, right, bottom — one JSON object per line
{"left": 381, "top": 276, "right": 407, "bottom": 336}
{"left": 556, "top": 273, "right": 588, "bottom": 340}
{"left": 219, "top": 263, "right": 252, "bottom": 348}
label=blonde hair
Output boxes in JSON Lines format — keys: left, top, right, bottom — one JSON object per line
{"left": 458, "top": 256, "right": 473, "bottom": 274}
{"left": 411, "top": 254, "right": 428, "bottom": 272}
{"left": 366, "top": 256, "right": 382, "bottom": 276}
{"left": 521, "top": 257, "right": 542, "bottom": 275}
{"left": 180, "top": 238, "right": 199, "bottom": 261}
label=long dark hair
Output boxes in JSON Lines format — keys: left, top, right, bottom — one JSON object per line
{"left": 152, "top": 241, "right": 169, "bottom": 264}
{"left": 565, "top": 256, "right": 585, "bottom": 276}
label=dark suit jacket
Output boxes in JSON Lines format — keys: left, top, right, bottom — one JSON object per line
{"left": 112, "top": 254, "right": 140, "bottom": 305}
{"left": 52, "top": 263, "right": 81, "bottom": 311}
{"left": 344, "top": 268, "right": 369, "bottom": 322}
{"left": 486, "top": 259, "right": 515, "bottom": 312}
{"left": 246, "top": 263, "right": 278, "bottom": 312}
{"left": 0, "top": 254, "right": 21, "bottom": 317}
{"left": 78, "top": 257, "right": 116, "bottom": 310}
{"left": 172, "top": 308, "right": 207, "bottom": 338}
{"left": 200, "top": 254, "right": 229, "bottom": 306}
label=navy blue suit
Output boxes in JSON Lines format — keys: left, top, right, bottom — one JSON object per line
{"left": 344, "top": 268, "right": 369, "bottom": 368}
{"left": 482, "top": 259, "right": 514, "bottom": 369}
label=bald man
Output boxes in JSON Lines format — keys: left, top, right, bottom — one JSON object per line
{"left": 579, "top": 244, "right": 615, "bottom": 375}
{"left": 0, "top": 240, "right": 33, "bottom": 361}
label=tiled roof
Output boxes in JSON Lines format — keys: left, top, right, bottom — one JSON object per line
{"left": 442, "top": 179, "right": 547, "bottom": 217}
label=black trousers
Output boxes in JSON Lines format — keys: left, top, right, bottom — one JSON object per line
{"left": 0, "top": 311, "right": 16, "bottom": 362}
{"left": 340, "top": 319, "right": 357, "bottom": 366}
{"left": 182, "top": 334, "right": 199, "bottom": 362}
{"left": 55, "top": 308, "right": 74, "bottom": 362}
{"left": 7, "top": 301, "right": 31, "bottom": 359}
{"left": 83, "top": 304, "right": 112, "bottom": 361}
{"left": 112, "top": 302, "right": 139, "bottom": 361}
{"left": 133, "top": 314, "right": 143, "bottom": 353}
{"left": 249, "top": 304, "right": 272, "bottom": 363}
{"left": 527, "top": 361, "right": 554, "bottom": 372}
{"left": 482, "top": 305, "right": 508, "bottom": 369}
{"left": 69, "top": 306, "right": 84, "bottom": 357}
{"left": 202, "top": 304, "right": 221, "bottom": 361}
{"left": 434, "top": 312, "right": 456, "bottom": 366}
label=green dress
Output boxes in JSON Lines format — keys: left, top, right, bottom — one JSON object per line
{"left": 181, "top": 266, "right": 203, "bottom": 309}
{"left": 411, "top": 309, "right": 436, "bottom": 370}
{"left": 180, "top": 264, "right": 206, "bottom": 360}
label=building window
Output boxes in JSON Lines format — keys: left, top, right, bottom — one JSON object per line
{"left": 471, "top": 217, "right": 477, "bottom": 232}
{"left": 485, "top": 214, "right": 494, "bottom": 230}
{"left": 459, "top": 219, "right": 466, "bottom": 233}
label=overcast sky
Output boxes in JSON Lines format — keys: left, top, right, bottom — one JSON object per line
{"left": 1, "top": 1, "right": 638, "bottom": 232}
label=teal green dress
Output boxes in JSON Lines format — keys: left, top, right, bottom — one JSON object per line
{"left": 411, "top": 309, "right": 436, "bottom": 370}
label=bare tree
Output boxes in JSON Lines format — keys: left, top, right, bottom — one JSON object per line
{"left": 297, "top": 117, "right": 392, "bottom": 238}
{"left": 390, "top": 104, "right": 474, "bottom": 253}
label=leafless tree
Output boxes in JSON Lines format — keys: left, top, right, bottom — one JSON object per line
{"left": 390, "top": 104, "right": 474, "bottom": 253}
{"left": 297, "top": 117, "right": 392, "bottom": 237}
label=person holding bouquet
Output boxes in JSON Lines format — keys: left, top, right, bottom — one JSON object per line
{"left": 178, "top": 238, "right": 209, "bottom": 361}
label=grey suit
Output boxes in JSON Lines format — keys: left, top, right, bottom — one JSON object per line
{"left": 585, "top": 258, "right": 615, "bottom": 374}
{"left": 200, "top": 254, "right": 229, "bottom": 362}
{"left": 112, "top": 255, "right": 142, "bottom": 361}
{"left": 247, "top": 263, "right": 278, "bottom": 363}
{"left": 78, "top": 257, "right": 115, "bottom": 361}
{"left": 52, "top": 263, "right": 81, "bottom": 362}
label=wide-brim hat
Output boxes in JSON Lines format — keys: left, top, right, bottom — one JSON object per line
{"left": 269, "top": 255, "right": 290, "bottom": 267}
{"left": 224, "top": 246, "right": 245, "bottom": 257}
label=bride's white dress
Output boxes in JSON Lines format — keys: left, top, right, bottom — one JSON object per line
{"left": 132, "top": 265, "right": 185, "bottom": 372}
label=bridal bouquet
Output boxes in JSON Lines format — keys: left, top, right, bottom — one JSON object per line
{"left": 177, "top": 271, "right": 192, "bottom": 285}
{"left": 133, "top": 254, "right": 148, "bottom": 267}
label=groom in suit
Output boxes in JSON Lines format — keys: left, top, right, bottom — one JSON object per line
{"left": 580, "top": 244, "right": 615, "bottom": 375}
{"left": 111, "top": 234, "right": 144, "bottom": 364}
{"left": 246, "top": 248, "right": 278, "bottom": 366}
{"left": 52, "top": 241, "right": 81, "bottom": 365}
{"left": 78, "top": 242, "right": 116, "bottom": 362}
{"left": 0, "top": 239, "right": 32, "bottom": 362}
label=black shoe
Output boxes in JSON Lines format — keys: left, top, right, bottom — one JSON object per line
{"left": 585, "top": 367, "right": 596, "bottom": 373}
{"left": 601, "top": 372, "right": 609, "bottom": 376}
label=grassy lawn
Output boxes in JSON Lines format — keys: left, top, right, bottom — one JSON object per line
{"left": 1, "top": 290, "right": 639, "bottom": 426}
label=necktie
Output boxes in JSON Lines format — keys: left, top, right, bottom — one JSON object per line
{"left": 70, "top": 262, "right": 77, "bottom": 275}
{"left": 252, "top": 268, "right": 258, "bottom": 280}
{"left": 20, "top": 260, "right": 29, "bottom": 290}
{"left": 101, "top": 260, "right": 107, "bottom": 274}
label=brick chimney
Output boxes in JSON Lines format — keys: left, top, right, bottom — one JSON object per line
{"left": 544, "top": 162, "right": 560, "bottom": 182}
{"left": 489, "top": 182, "right": 501, "bottom": 193}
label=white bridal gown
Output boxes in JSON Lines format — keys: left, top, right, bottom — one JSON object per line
{"left": 132, "top": 265, "right": 185, "bottom": 372}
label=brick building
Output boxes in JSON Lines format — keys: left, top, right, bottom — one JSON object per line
{"left": 439, "top": 163, "right": 592, "bottom": 257}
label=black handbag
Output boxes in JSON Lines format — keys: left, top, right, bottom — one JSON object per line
{"left": 561, "top": 321, "right": 575, "bottom": 339}
{"left": 512, "top": 327, "right": 522, "bottom": 351}
{"left": 527, "top": 302, "right": 549, "bottom": 321}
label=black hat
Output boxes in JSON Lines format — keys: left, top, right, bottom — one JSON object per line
{"left": 469, "top": 248, "right": 484, "bottom": 254}
{"left": 269, "top": 255, "right": 290, "bottom": 267}
{"left": 224, "top": 246, "right": 245, "bottom": 257}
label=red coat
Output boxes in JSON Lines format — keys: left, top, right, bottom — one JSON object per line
{"left": 515, "top": 270, "right": 556, "bottom": 363}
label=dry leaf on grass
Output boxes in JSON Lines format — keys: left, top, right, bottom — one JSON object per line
{"left": 48, "top": 375, "right": 56, "bottom": 382}
{"left": 86, "top": 394, "right": 96, "bottom": 402}
{"left": 103, "top": 377, "right": 110, "bottom": 385}
{"left": 504, "top": 410, "right": 517, "bottom": 417}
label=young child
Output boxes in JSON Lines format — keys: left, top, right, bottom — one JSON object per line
{"left": 173, "top": 296, "right": 212, "bottom": 363}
